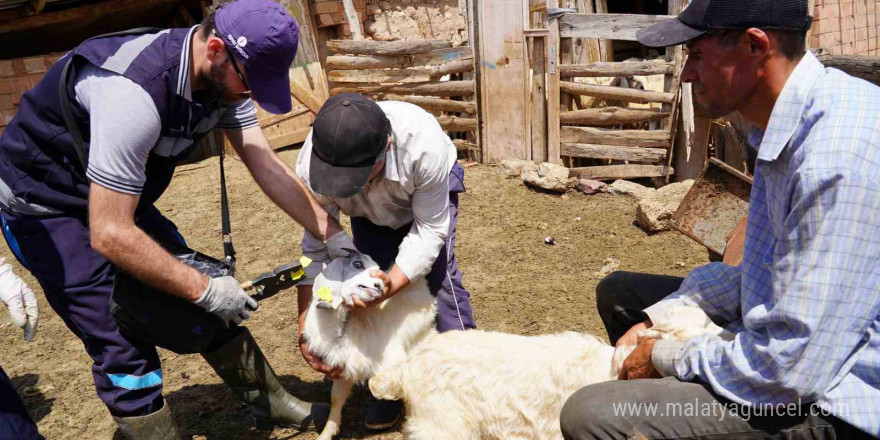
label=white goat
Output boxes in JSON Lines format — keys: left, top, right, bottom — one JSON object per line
{"left": 301, "top": 249, "right": 437, "bottom": 440}
{"left": 369, "top": 305, "right": 732, "bottom": 440}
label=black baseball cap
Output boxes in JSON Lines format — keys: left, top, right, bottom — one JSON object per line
{"left": 636, "top": 0, "right": 812, "bottom": 48}
{"left": 309, "top": 93, "right": 391, "bottom": 198}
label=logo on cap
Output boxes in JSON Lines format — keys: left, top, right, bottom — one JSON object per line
{"left": 237, "top": 36, "right": 248, "bottom": 47}
{"left": 226, "top": 34, "right": 250, "bottom": 60}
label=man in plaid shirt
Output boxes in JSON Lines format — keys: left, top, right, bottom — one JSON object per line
{"left": 561, "top": 0, "right": 879, "bottom": 439}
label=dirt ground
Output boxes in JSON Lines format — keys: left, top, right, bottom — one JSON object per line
{"left": 0, "top": 148, "right": 709, "bottom": 439}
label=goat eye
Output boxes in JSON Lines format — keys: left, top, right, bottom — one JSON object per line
{"left": 353, "top": 261, "right": 364, "bottom": 269}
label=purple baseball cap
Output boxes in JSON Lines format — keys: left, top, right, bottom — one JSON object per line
{"left": 215, "top": 0, "right": 299, "bottom": 114}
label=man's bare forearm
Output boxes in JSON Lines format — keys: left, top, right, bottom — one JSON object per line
{"left": 89, "top": 184, "right": 208, "bottom": 301}
{"left": 228, "top": 128, "right": 343, "bottom": 240}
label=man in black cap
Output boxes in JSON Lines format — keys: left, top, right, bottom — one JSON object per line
{"left": 560, "top": 0, "right": 880, "bottom": 439}
{"left": 293, "top": 93, "right": 476, "bottom": 429}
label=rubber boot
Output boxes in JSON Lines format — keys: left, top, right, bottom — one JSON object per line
{"left": 201, "top": 328, "right": 329, "bottom": 431}
{"left": 112, "top": 402, "right": 181, "bottom": 440}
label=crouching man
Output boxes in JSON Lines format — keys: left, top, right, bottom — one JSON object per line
{"left": 561, "top": 0, "right": 880, "bottom": 439}
{"left": 0, "top": 0, "right": 349, "bottom": 437}
{"left": 295, "top": 94, "right": 477, "bottom": 430}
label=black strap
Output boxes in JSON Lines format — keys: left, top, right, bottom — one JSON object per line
{"left": 219, "top": 145, "right": 236, "bottom": 274}
{"left": 58, "top": 27, "right": 164, "bottom": 172}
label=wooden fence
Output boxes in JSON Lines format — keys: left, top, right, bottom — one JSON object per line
{"left": 325, "top": 39, "right": 481, "bottom": 160}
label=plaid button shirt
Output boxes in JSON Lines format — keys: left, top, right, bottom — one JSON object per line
{"left": 649, "top": 52, "right": 880, "bottom": 436}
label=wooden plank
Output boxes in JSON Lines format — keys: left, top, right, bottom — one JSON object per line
{"left": 477, "top": 0, "right": 529, "bottom": 162}
{"left": 559, "top": 13, "right": 674, "bottom": 41}
{"left": 816, "top": 54, "right": 880, "bottom": 85}
{"left": 289, "top": 79, "right": 323, "bottom": 114}
{"left": 530, "top": 36, "right": 548, "bottom": 162}
{"left": 379, "top": 94, "right": 477, "bottom": 113}
{"left": 267, "top": 126, "right": 311, "bottom": 149}
{"left": 560, "top": 126, "right": 670, "bottom": 147}
{"left": 560, "top": 81, "right": 676, "bottom": 104}
{"left": 436, "top": 116, "right": 478, "bottom": 131}
{"left": 453, "top": 139, "right": 480, "bottom": 151}
{"left": 0, "top": 0, "right": 181, "bottom": 33}
{"left": 259, "top": 107, "right": 311, "bottom": 128}
{"left": 663, "top": 0, "right": 684, "bottom": 183}
{"left": 327, "top": 59, "right": 474, "bottom": 83}
{"left": 546, "top": 0, "right": 562, "bottom": 164}
{"left": 341, "top": 0, "right": 364, "bottom": 40}
{"left": 330, "top": 80, "right": 475, "bottom": 96}
{"left": 327, "top": 39, "right": 452, "bottom": 55}
{"left": 562, "top": 143, "right": 667, "bottom": 162}
{"left": 559, "top": 107, "right": 670, "bottom": 126}
{"left": 569, "top": 164, "right": 673, "bottom": 180}
{"left": 593, "top": 0, "right": 613, "bottom": 61}
{"left": 326, "top": 47, "right": 473, "bottom": 70}
{"left": 559, "top": 61, "right": 675, "bottom": 77}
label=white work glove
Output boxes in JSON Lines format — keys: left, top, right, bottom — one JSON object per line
{"left": 0, "top": 258, "right": 38, "bottom": 342}
{"left": 325, "top": 230, "right": 356, "bottom": 259}
{"left": 193, "top": 276, "right": 258, "bottom": 326}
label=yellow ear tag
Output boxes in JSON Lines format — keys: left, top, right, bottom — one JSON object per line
{"left": 300, "top": 256, "right": 312, "bottom": 268}
{"left": 316, "top": 286, "right": 334, "bottom": 303}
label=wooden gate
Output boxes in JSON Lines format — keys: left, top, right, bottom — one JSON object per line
{"left": 547, "top": 3, "right": 685, "bottom": 181}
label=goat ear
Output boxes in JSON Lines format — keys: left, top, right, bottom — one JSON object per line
{"left": 341, "top": 247, "right": 359, "bottom": 257}
{"left": 316, "top": 300, "right": 334, "bottom": 309}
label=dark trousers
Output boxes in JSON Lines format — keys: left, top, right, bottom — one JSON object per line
{"left": 351, "top": 162, "right": 475, "bottom": 333}
{"left": 0, "top": 206, "right": 182, "bottom": 417}
{"left": 0, "top": 367, "right": 41, "bottom": 440}
{"left": 560, "top": 271, "right": 875, "bottom": 440}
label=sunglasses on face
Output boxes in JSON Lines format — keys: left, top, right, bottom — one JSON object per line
{"left": 214, "top": 30, "right": 251, "bottom": 93}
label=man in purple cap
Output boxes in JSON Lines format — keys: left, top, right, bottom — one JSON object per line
{"left": 0, "top": 0, "right": 354, "bottom": 437}
{"left": 293, "top": 93, "right": 477, "bottom": 430}
{"left": 560, "top": 1, "right": 880, "bottom": 439}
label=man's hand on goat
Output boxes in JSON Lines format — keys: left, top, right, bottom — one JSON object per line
{"left": 298, "top": 333, "right": 345, "bottom": 379}
{"left": 618, "top": 338, "right": 661, "bottom": 380}
{"left": 347, "top": 269, "right": 401, "bottom": 309}
{"left": 0, "top": 260, "right": 39, "bottom": 342}
{"left": 616, "top": 318, "right": 653, "bottom": 349}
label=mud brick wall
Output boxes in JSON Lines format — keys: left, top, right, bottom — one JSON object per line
{"left": 811, "top": 0, "right": 879, "bottom": 55}
{"left": 0, "top": 53, "right": 65, "bottom": 136}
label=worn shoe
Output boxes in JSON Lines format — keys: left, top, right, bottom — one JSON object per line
{"left": 364, "top": 395, "right": 403, "bottom": 430}
{"left": 201, "top": 327, "right": 330, "bottom": 431}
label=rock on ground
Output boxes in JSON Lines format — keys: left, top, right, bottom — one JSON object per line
{"left": 575, "top": 179, "right": 607, "bottom": 195}
{"left": 521, "top": 162, "right": 571, "bottom": 193}
{"left": 636, "top": 180, "right": 695, "bottom": 232}
{"left": 499, "top": 159, "right": 535, "bottom": 177}
{"left": 608, "top": 180, "right": 655, "bottom": 201}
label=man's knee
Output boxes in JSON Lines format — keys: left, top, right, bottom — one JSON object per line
{"left": 561, "top": 382, "right": 631, "bottom": 440}
{"left": 595, "top": 271, "right": 631, "bottom": 320}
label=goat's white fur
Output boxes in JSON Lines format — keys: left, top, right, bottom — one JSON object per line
{"left": 369, "top": 304, "right": 730, "bottom": 440}
{"left": 301, "top": 250, "right": 437, "bottom": 440}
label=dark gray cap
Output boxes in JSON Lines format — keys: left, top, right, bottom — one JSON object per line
{"left": 636, "top": 0, "right": 812, "bottom": 48}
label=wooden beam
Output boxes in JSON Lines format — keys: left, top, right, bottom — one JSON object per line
{"left": 379, "top": 95, "right": 477, "bottom": 113}
{"left": 289, "top": 80, "right": 324, "bottom": 114}
{"left": 259, "top": 107, "right": 312, "bottom": 128}
{"left": 530, "top": 37, "right": 547, "bottom": 162}
{"left": 560, "top": 62, "right": 675, "bottom": 77}
{"left": 562, "top": 143, "right": 667, "bottom": 162}
{"left": 330, "top": 80, "right": 475, "bottom": 96}
{"left": 546, "top": 0, "right": 562, "bottom": 164}
{"left": 341, "top": 0, "right": 364, "bottom": 40}
{"left": 561, "top": 126, "right": 670, "bottom": 147}
{"left": 452, "top": 139, "right": 479, "bottom": 151}
{"left": 559, "top": 107, "right": 670, "bottom": 126}
{"left": 569, "top": 164, "right": 673, "bottom": 180}
{"left": 267, "top": 126, "right": 311, "bottom": 149}
{"left": 559, "top": 13, "right": 675, "bottom": 41}
{"left": 0, "top": 0, "right": 181, "bottom": 33}
{"left": 436, "top": 116, "right": 478, "bottom": 132}
{"left": 326, "top": 47, "right": 474, "bottom": 70}
{"left": 327, "top": 59, "right": 474, "bottom": 83}
{"left": 560, "top": 81, "right": 676, "bottom": 104}
{"left": 593, "top": 0, "right": 613, "bottom": 61}
{"left": 816, "top": 54, "right": 880, "bottom": 86}
{"left": 327, "top": 39, "right": 452, "bottom": 55}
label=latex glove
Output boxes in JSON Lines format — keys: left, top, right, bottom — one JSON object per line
{"left": 325, "top": 230, "right": 356, "bottom": 259}
{"left": 0, "top": 259, "right": 38, "bottom": 342}
{"left": 193, "top": 276, "right": 258, "bottom": 326}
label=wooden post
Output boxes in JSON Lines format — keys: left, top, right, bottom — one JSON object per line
{"left": 530, "top": 36, "right": 548, "bottom": 162}
{"left": 663, "top": 0, "right": 683, "bottom": 183}
{"left": 341, "top": 0, "right": 364, "bottom": 40}
{"left": 593, "top": 0, "right": 613, "bottom": 61}
{"left": 546, "top": 0, "right": 561, "bottom": 164}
